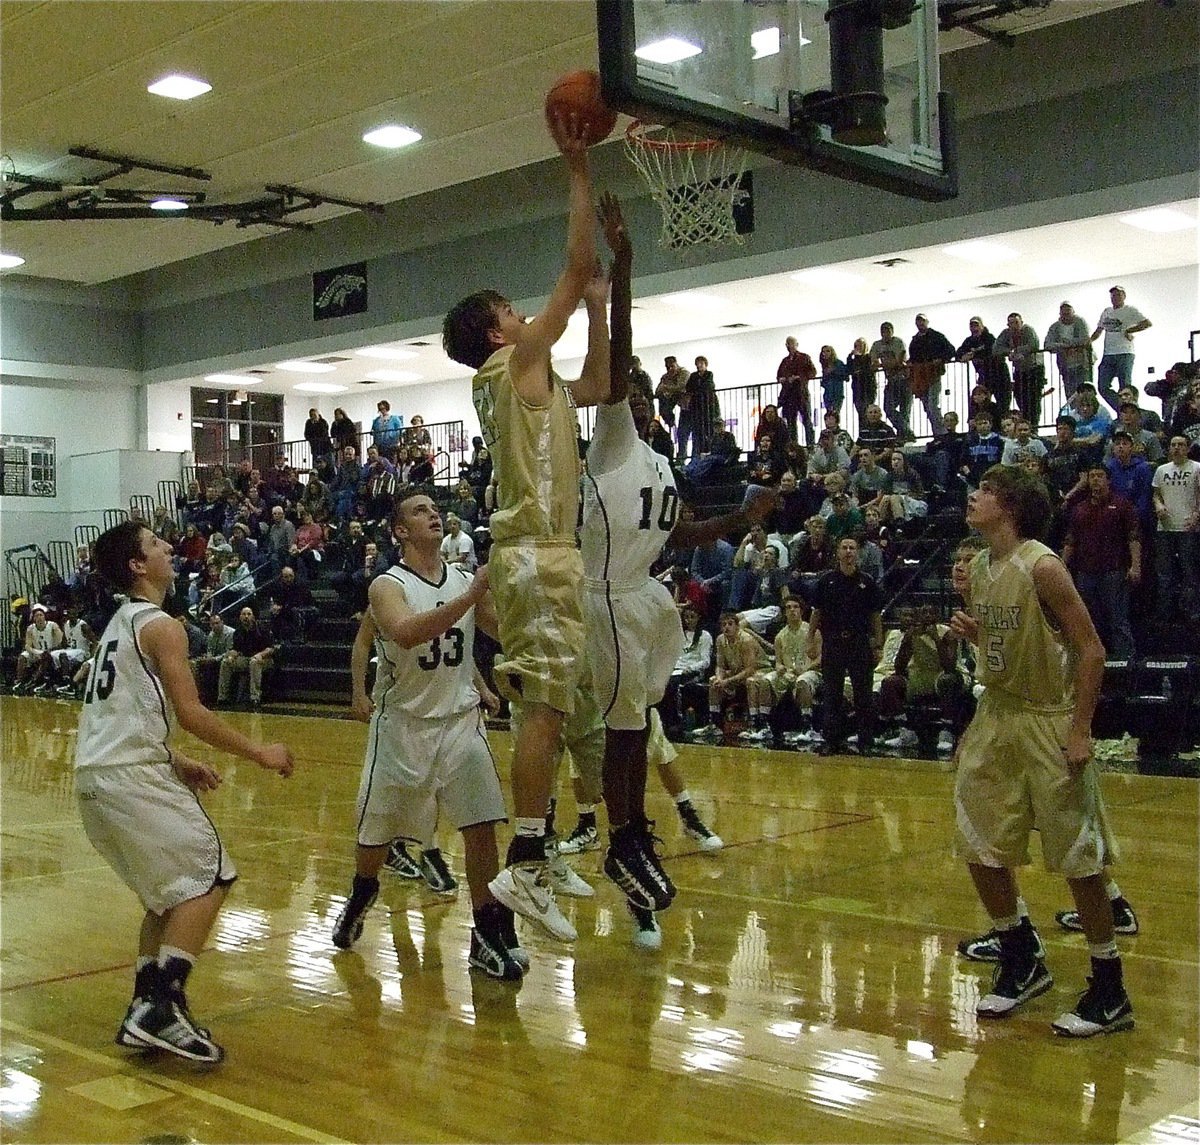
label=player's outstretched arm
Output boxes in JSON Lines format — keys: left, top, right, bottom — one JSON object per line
{"left": 370, "top": 565, "right": 488, "bottom": 650}
{"left": 140, "top": 616, "right": 293, "bottom": 777}
{"left": 668, "top": 485, "right": 779, "bottom": 550}
{"left": 598, "top": 192, "right": 632, "bottom": 406}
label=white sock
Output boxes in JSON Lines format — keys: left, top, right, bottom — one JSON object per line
{"left": 674, "top": 790, "right": 691, "bottom": 806}
{"left": 1105, "top": 879, "right": 1122, "bottom": 901}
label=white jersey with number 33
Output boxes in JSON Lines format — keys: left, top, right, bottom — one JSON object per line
{"left": 75, "top": 601, "right": 175, "bottom": 771}
{"left": 371, "top": 562, "right": 478, "bottom": 719}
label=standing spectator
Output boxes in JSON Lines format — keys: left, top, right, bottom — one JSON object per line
{"left": 1062, "top": 465, "right": 1141, "bottom": 659}
{"left": 807, "top": 537, "right": 882, "bottom": 755}
{"left": 846, "top": 337, "right": 877, "bottom": 426}
{"left": 870, "top": 321, "right": 911, "bottom": 440}
{"left": 1105, "top": 430, "right": 1155, "bottom": 533}
{"left": 1091, "top": 285, "right": 1152, "bottom": 413}
{"left": 331, "top": 445, "right": 363, "bottom": 522}
{"left": 907, "top": 314, "right": 954, "bottom": 435}
{"left": 681, "top": 355, "right": 720, "bottom": 460}
{"left": 817, "top": 345, "right": 850, "bottom": 419}
{"left": 656, "top": 355, "right": 689, "bottom": 431}
{"left": 777, "top": 336, "right": 817, "bottom": 446}
{"left": 304, "top": 408, "right": 332, "bottom": 468}
{"left": 1151, "top": 436, "right": 1200, "bottom": 629}
{"left": 958, "top": 317, "right": 1012, "bottom": 415}
{"left": 993, "top": 312, "right": 1044, "bottom": 425}
{"left": 218, "top": 605, "right": 277, "bottom": 708}
{"left": 330, "top": 407, "right": 359, "bottom": 458}
{"left": 1044, "top": 302, "right": 1093, "bottom": 399}
{"left": 628, "top": 356, "right": 655, "bottom": 407}
{"left": 1167, "top": 378, "right": 1200, "bottom": 459}
{"left": 370, "top": 400, "right": 403, "bottom": 461}
{"left": 404, "top": 414, "right": 432, "bottom": 455}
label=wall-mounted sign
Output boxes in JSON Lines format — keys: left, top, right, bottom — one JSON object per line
{"left": 0, "top": 434, "right": 57, "bottom": 498}
{"left": 313, "top": 261, "right": 367, "bottom": 321}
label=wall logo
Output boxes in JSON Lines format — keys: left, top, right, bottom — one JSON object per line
{"left": 313, "top": 262, "right": 367, "bottom": 321}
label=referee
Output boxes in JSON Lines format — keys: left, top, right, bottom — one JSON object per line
{"left": 807, "top": 537, "right": 883, "bottom": 754}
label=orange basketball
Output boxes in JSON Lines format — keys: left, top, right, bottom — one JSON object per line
{"left": 544, "top": 69, "right": 618, "bottom": 146}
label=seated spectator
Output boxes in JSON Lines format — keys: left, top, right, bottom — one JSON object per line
{"left": 689, "top": 534, "right": 735, "bottom": 618}
{"left": 331, "top": 445, "right": 364, "bottom": 522}
{"left": 302, "top": 473, "right": 332, "bottom": 522}
{"left": 36, "top": 605, "right": 95, "bottom": 695}
{"left": 757, "top": 597, "right": 822, "bottom": 740}
{"left": 964, "top": 412, "right": 1003, "bottom": 486}
{"left": 658, "top": 603, "right": 714, "bottom": 740}
{"left": 690, "top": 611, "right": 772, "bottom": 742}
{"left": 440, "top": 512, "right": 477, "bottom": 571}
{"left": 817, "top": 470, "right": 849, "bottom": 516}
{"left": 190, "top": 559, "right": 224, "bottom": 617}
{"left": 820, "top": 409, "right": 856, "bottom": 458}
{"left": 877, "top": 606, "right": 963, "bottom": 753}
{"left": 1045, "top": 415, "right": 1089, "bottom": 501}
{"left": 229, "top": 521, "right": 260, "bottom": 571}
{"left": 856, "top": 403, "right": 899, "bottom": 454}
{"left": 1116, "top": 384, "right": 1165, "bottom": 438}
{"left": 770, "top": 470, "right": 817, "bottom": 544}
{"left": 178, "top": 479, "right": 206, "bottom": 530}
{"left": 263, "top": 452, "right": 297, "bottom": 508}
{"left": 781, "top": 439, "right": 808, "bottom": 478}
{"left": 203, "top": 464, "right": 232, "bottom": 499}
{"left": 220, "top": 551, "right": 256, "bottom": 602}
{"left": 966, "top": 381, "right": 1002, "bottom": 431}
{"left": 292, "top": 509, "right": 325, "bottom": 580}
{"left": 267, "top": 566, "right": 317, "bottom": 645}
{"left": 12, "top": 604, "right": 64, "bottom": 694}
{"left": 218, "top": 605, "right": 277, "bottom": 708}
{"left": 824, "top": 493, "right": 865, "bottom": 544}
{"left": 448, "top": 478, "right": 481, "bottom": 530}
{"left": 1060, "top": 385, "right": 1111, "bottom": 459}
{"left": 856, "top": 509, "right": 887, "bottom": 583}
{"left": 754, "top": 405, "right": 790, "bottom": 454}
{"left": 787, "top": 514, "right": 834, "bottom": 603}
{"left": 882, "top": 450, "right": 928, "bottom": 524}
{"left": 737, "top": 546, "right": 787, "bottom": 637}
{"left": 921, "top": 410, "right": 970, "bottom": 491}
{"left": 265, "top": 504, "right": 297, "bottom": 573}
{"left": 1167, "top": 377, "right": 1200, "bottom": 460}
{"left": 733, "top": 523, "right": 788, "bottom": 602}
{"left": 748, "top": 433, "right": 787, "bottom": 486}
{"left": 192, "top": 610, "right": 235, "bottom": 702}
{"left": 465, "top": 439, "right": 492, "bottom": 496}
{"left": 1108, "top": 402, "right": 1164, "bottom": 464}
{"left": 66, "top": 544, "right": 93, "bottom": 591}
{"left": 1001, "top": 418, "right": 1048, "bottom": 467}
{"left": 39, "top": 569, "right": 73, "bottom": 620}
{"left": 849, "top": 446, "right": 892, "bottom": 509}
{"left": 809, "top": 428, "right": 851, "bottom": 477}
{"left": 347, "top": 540, "right": 387, "bottom": 618}
{"left": 206, "top": 530, "right": 232, "bottom": 560}
{"left": 401, "top": 443, "right": 435, "bottom": 486}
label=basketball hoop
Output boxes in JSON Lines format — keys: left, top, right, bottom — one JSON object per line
{"left": 624, "top": 121, "right": 749, "bottom": 251}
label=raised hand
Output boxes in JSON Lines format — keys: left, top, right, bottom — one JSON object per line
{"left": 597, "top": 191, "right": 630, "bottom": 257}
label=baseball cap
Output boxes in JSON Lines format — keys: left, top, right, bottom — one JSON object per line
{"left": 1110, "top": 429, "right": 1134, "bottom": 442}
{"left": 915, "top": 312, "right": 928, "bottom": 321}
{"left": 31, "top": 603, "right": 47, "bottom": 614}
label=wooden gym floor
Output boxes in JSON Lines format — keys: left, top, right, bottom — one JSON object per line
{"left": 1, "top": 695, "right": 1197, "bottom": 1144}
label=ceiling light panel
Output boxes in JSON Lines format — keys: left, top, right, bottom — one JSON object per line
{"left": 363, "top": 124, "right": 422, "bottom": 149}
{"left": 1118, "top": 207, "right": 1197, "bottom": 233}
{"left": 356, "top": 345, "right": 419, "bottom": 360}
{"left": 636, "top": 37, "right": 703, "bottom": 64}
{"left": 147, "top": 74, "right": 212, "bottom": 100}
{"left": 293, "top": 381, "right": 348, "bottom": 394}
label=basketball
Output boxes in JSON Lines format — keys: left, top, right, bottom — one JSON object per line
{"left": 544, "top": 69, "right": 618, "bottom": 147}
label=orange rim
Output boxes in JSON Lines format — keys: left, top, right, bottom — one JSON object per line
{"left": 625, "top": 120, "right": 723, "bottom": 152}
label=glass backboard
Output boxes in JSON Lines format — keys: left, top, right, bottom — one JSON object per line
{"left": 598, "top": 0, "right": 957, "bottom": 201}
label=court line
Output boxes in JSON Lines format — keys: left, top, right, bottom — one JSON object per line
{"left": 0, "top": 1018, "right": 350, "bottom": 1144}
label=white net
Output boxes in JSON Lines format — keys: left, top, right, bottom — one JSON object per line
{"left": 625, "top": 124, "right": 750, "bottom": 251}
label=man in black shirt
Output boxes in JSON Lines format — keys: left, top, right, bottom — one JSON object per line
{"left": 218, "top": 604, "right": 277, "bottom": 707}
{"left": 807, "top": 538, "right": 883, "bottom": 754}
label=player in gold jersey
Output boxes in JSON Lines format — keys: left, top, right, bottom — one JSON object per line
{"left": 950, "top": 465, "right": 1133, "bottom": 1037}
{"left": 441, "top": 113, "right": 610, "bottom": 944}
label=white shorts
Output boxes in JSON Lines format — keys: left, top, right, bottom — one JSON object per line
{"left": 584, "top": 578, "right": 683, "bottom": 731}
{"left": 356, "top": 705, "right": 505, "bottom": 847}
{"left": 738, "top": 605, "right": 781, "bottom": 635}
{"left": 76, "top": 761, "right": 237, "bottom": 915}
{"left": 51, "top": 648, "right": 89, "bottom": 668}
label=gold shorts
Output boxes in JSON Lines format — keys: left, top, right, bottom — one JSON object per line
{"left": 488, "top": 540, "right": 584, "bottom": 715}
{"left": 954, "top": 692, "right": 1116, "bottom": 878}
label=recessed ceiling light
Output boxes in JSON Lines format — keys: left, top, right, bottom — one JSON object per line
{"left": 362, "top": 124, "right": 422, "bottom": 149}
{"left": 1118, "top": 207, "right": 1197, "bottom": 233}
{"left": 636, "top": 37, "right": 702, "bottom": 65}
{"left": 0, "top": 253, "right": 25, "bottom": 269}
{"left": 662, "top": 291, "right": 724, "bottom": 308}
{"left": 355, "top": 345, "right": 419, "bottom": 360}
{"left": 942, "top": 240, "right": 1018, "bottom": 263}
{"left": 1031, "top": 258, "right": 1097, "bottom": 283}
{"left": 293, "top": 381, "right": 348, "bottom": 394}
{"left": 204, "top": 374, "right": 261, "bottom": 385}
{"left": 275, "top": 360, "right": 337, "bottom": 373}
{"left": 147, "top": 74, "right": 212, "bottom": 100}
{"left": 751, "top": 28, "right": 780, "bottom": 59}
{"left": 365, "top": 369, "right": 422, "bottom": 383}
{"left": 790, "top": 268, "right": 864, "bottom": 287}
{"left": 150, "top": 198, "right": 188, "bottom": 212}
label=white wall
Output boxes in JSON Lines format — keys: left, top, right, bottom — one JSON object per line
{"left": 144, "top": 379, "right": 195, "bottom": 454}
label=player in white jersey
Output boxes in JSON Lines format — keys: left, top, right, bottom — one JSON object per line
{"left": 74, "top": 521, "right": 293, "bottom": 1064}
{"left": 583, "top": 195, "right": 775, "bottom": 943}
{"left": 331, "top": 488, "right": 528, "bottom": 978}
{"left": 40, "top": 605, "right": 94, "bottom": 694}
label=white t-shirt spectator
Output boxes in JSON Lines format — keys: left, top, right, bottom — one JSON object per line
{"left": 439, "top": 530, "right": 476, "bottom": 571}
{"left": 1096, "top": 305, "right": 1148, "bottom": 358}
{"left": 1152, "top": 458, "right": 1200, "bottom": 531}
